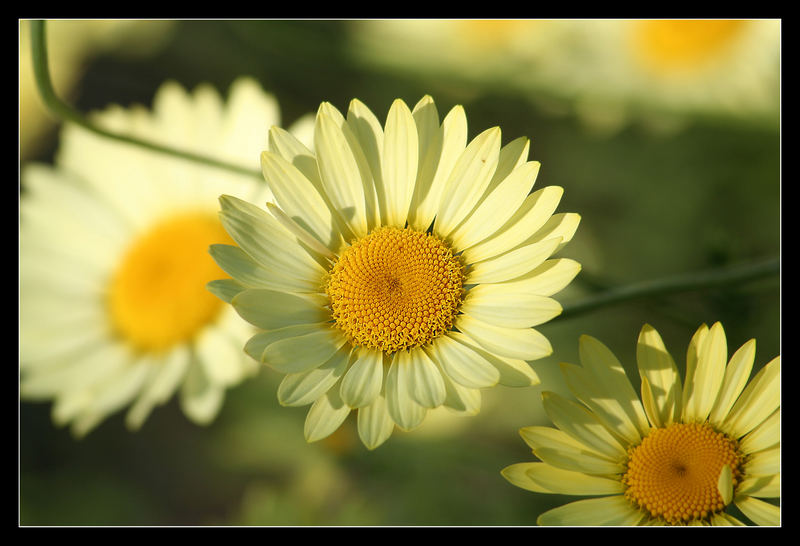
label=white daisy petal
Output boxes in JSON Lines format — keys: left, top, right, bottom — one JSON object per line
{"left": 541, "top": 391, "right": 628, "bottom": 461}
{"left": 684, "top": 321, "right": 727, "bottom": 422}
{"left": 456, "top": 314, "right": 552, "bottom": 361}
{"left": 206, "top": 278, "right": 248, "bottom": 304}
{"left": 70, "top": 362, "right": 153, "bottom": 437}
{"left": 450, "top": 161, "right": 540, "bottom": 251}
{"left": 194, "top": 325, "right": 249, "bottom": 387}
{"left": 180, "top": 358, "right": 225, "bottom": 425}
{"left": 734, "top": 496, "right": 780, "bottom": 526}
{"left": 405, "top": 346, "right": 447, "bottom": 408}
{"left": 525, "top": 463, "right": 624, "bottom": 496}
{"left": 407, "top": 104, "right": 468, "bottom": 231}
{"left": 737, "top": 473, "right": 780, "bottom": 499}
{"left": 314, "top": 109, "right": 369, "bottom": 238}
{"left": 231, "top": 289, "right": 329, "bottom": 331}
{"left": 126, "top": 348, "right": 190, "bottom": 430}
{"left": 462, "top": 187, "right": 565, "bottom": 264}
{"left": 498, "top": 258, "right": 582, "bottom": 297}
{"left": 345, "top": 99, "right": 385, "bottom": 229}
{"left": 357, "top": 394, "right": 395, "bottom": 450}
{"left": 218, "top": 195, "right": 326, "bottom": 283}
{"left": 708, "top": 338, "right": 756, "bottom": 426}
{"left": 277, "top": 345, "right": 350, "bottom": 407}
{"left": 537, "top": 496, "right": 646, "bottom": 526}
{"left": 262, "top": 327, "right": 349, "bottom": 374}
{"left": 636, "top": 323, "right": 682, "bottom": 427}
{"left": 381, "top": 99, "right": 418, "bottom": 227}
{"left": 260, "top": 150, "right": 342, "bottom": 251}
{"left": 578, "top": 335, "right": 650, "bottom": 439}
{"left": 425, "top": 333, "right": 500, "bottom": 389}
{"left": 743, "top": 447, "right": 780, "bottom": 477}
{"left": 519, "top": 426, "right": 625, "bottom": 474}
{"left": 722, "top": 356, "right": 780, "bottom": 438}
{"left": 340, "top": 347, "right": 385, "bottom": 408}
{"left": 304, "top": 387, "right": 351, "bottom": 443}
{"left": 434, "top": 126, "right": 501, "bottom": 237}
{"left": 461, "top": 285, "right": 562, "bottom": 329}
{"left": 385, "top": 352, "right": 427, "bottom": 431}
{"left": 501, "top": 463, "right": 552, "bottom": 493}
{"left": 561, "top": 362, "right": 643, "bottom": 446}
{"left": 467, "top": 237, "right": 562, "bottom": 285}
{"left": 452, "top": 332, "right": 540, "bottom": 387}
{"left": 739, "top": 409, "right": 780, "bottom": 454}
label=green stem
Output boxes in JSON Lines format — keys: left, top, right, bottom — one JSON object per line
{"left": 558, "top": 257, "right": 780, "bottom": 320}
{"left": 28, "top": 20, "right": 262, "bottom": 180}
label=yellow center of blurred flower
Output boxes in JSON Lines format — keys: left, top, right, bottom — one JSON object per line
{"left": 108, "top": 212, "right": 233, "bottom": 353}
{"left": 633, "top": 20, "right": 745, "bottom": 75}
{"left": 325, "top": 226, "right": 464, "bottom": 354}
{"left": 623, "top": 422, "right": 743, "bottom": 524}
{"left": 458, "top": 20, "right": 531, "bottom": 47}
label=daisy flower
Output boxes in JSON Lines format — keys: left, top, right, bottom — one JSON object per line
{"left": 20, "top": 78, "right": 313, "bottom": 436}
{"left": 502, "top": 322, "right": 780, "bottom": 526}
{"left": 210, "top": 96, "right": 581, "bottom": 449}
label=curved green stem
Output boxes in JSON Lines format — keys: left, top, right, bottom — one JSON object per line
{"left": 558, "top": 257, "right": 779, "bottom": 320}
{"left": 28, "top": 20, "right": 262, "bottom": 180}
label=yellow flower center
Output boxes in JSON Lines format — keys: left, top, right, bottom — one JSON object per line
{"left": 108, "top": 212, "right": 233, "bottom": 353}
{"left": 623, "top": 422, "right": 744, "bottom": 524}
{"left": 632, "top": 20, "right": 745, "bottom": 75}
{"left": 325, "top": 226, "right": 464, "bottom": 354}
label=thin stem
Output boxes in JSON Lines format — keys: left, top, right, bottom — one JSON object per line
{"left": 28, "top": 20, "right": 263, "bottom": 180}
{"left": 558, "top": 257, "right": 780, "bottom": 320}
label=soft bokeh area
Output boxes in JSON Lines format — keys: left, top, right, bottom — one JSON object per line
{"left": 19, "top": 19, "right": 780, "bottom": 526}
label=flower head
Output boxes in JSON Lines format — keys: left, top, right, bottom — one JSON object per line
{"left": 20, "top": 78, "right": 312, "bottom": 435}
{"left": 211, "top": 96, "right": 580, "bottom": 449}
{"left": 502, "top": 322, "right": 780, "bottom": 526}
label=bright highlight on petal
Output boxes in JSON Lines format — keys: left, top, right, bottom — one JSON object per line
{"left": 213, "top": 96, "right": 580, "bottom": 449}
{"left": 503, "top": 322, "right": 780, "bottom": 526}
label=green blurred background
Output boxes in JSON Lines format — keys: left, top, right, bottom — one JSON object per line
{"left": 19, "top": 20, "right": 780, "bottom": 526}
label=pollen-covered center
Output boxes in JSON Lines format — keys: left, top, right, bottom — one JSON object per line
{"left": 109, "top": 212, "right": 233, "bottom": 353}
{"left": 632, "top": 20, "right": 744, "bottom": 75}
{"left": 623, "top": 422, "right": 744, "bottom": 525}
{"left": 325, "top": 226, "right": 464, "bottom": 354}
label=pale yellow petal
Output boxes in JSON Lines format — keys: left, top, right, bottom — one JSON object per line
{"left": 541, "top": 392, "right": 628, "bottom": 461}
{"left": 456, "top": 314, "right": 553, "bottom": 361}
{"left": 525, "top": 463, "right": 624, "bottom": 496}
{"left": 636, "top": 324, "right": 681, "bottom": 427}
{"left": 467, "top": 237, "right": 561, "bottom": 284}
{"left": 739, "top": 409, "right": 780, "bottom": 454}
{"left": 734, "top": 496, "right": 780, "bottom": 526}
{"left": 462, "top": 186, "right": 564, "bottom": 263}
{"left": 304, "top": 387, "right": 351, "bottom": 443}
{"left": 339, "top": 347, "right": 384, "bottom": 408}
{"left": 709, "top": 338, "right": 756, "bottom": 426}
{"left": 357, "top": 394, "right": 395, "bottom": 450}
{"left": 722, "top": 356, "right": 780, "bottom": 438}
{"left": 381, "top": 98, "right": 418, "bottom": 228}
{"left": 537, "top": 496, "right": 646, "bottom": 526}
{"left": 407, "top": 104, "right": 467, "bottom": 232}
{"left": 434, "top": 127, "right": 501, "bottom": 237}
{"left": 461, "top": 285, "right": 562, "bottom": 329}
{"left": 405, "top": 347, "right": 446, "bottom": 408}
{"left": 277, "top": 345, "right": 350, "bottom": 407}
{"left": 684, "top": 321, "right": 727, "bottom": 423}
{"left": 385, "top": 352, "right": 427, "bottom": 431}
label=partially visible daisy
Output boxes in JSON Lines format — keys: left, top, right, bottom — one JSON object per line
{"left": 540, "top": 19, "right": 781, "bottom": 131}
{"left": 20, "top": 78, "right": 313, "bottom": 436}
{"left": 210, "top": 96, "right": 581, "bottom": 449}
{"left": 503, "top": 322, "right": 780, "bottom": 526}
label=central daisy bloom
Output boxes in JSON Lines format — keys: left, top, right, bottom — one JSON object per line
{"left": 326, "top": 226, "right": 464, "bottom": 353}
{"left": 211, "top": 96, "right": 581, "bottom": 449}
{"left": 502, "top": 322, "right": 780, "bottom": 526}
{"left": 623, "top": 422, "right": 743, "bottom": 523}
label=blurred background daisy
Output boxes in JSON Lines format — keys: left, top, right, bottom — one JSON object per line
{"left": 19, "top": 19, "right": 780, "bottom": 526}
